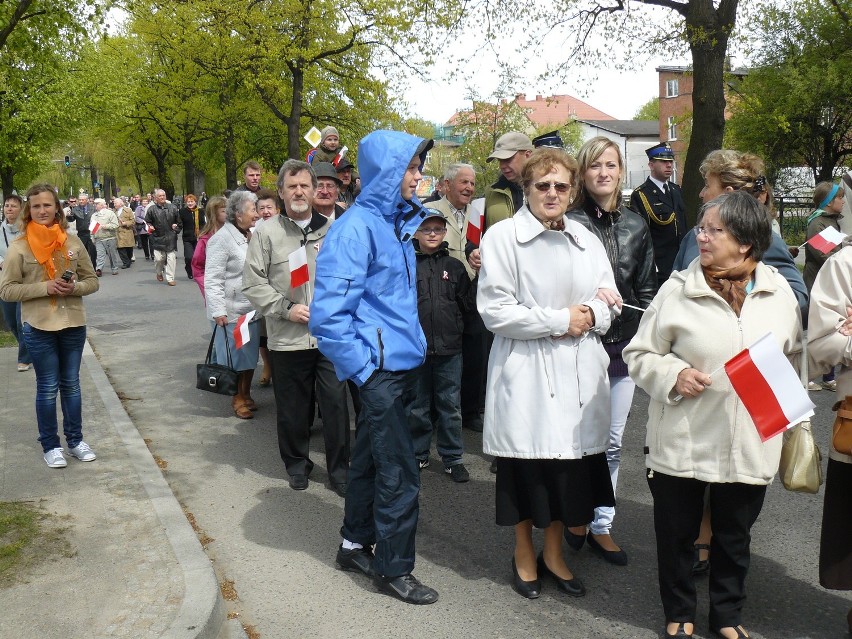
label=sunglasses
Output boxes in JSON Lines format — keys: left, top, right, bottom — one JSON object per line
{"left": 533, "top": 181, "right": 571, "bottom": 194}
{"left": 418, "top": 227, "right": 447, "bottom": 236}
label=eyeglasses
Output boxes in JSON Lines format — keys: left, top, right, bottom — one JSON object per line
{"left": 418, "top": 227, "right": 447, "bottom": 236}
{"left": 694, "top": 225, "right": 726, "bottom": 239}
{"left": 533, "top": 181, "right": 571, "bottom": 194}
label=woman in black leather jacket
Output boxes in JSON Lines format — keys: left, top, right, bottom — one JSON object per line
{"left": 564, "top": 136, "right": 656, "bottom": 565}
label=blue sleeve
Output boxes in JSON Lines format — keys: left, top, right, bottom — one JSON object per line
{"left": 309, "top": 234, "right": 376, "bottom": 385}
{"left": 672, "top": 229, "right": 697, "bottom": 272}
{"left": 765, "top": 232, "right": 809, "bottom": 328}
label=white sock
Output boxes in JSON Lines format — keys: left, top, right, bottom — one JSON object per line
{"left": 341, "top": 539, "right": 363, "bottom": 551}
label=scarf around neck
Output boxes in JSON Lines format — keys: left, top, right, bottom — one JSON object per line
{"left": 25, "top": 221, "right": 68, "bottom": 281}
{"left": 702, "top": 257, "right": 758, "bottom": 317}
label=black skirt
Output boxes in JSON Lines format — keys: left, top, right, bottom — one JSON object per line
{"left": 820, "top": 458, "right": 852, "bottom": 590}
{"left": 495, "top": 453, "right": 616, "bottom": 528}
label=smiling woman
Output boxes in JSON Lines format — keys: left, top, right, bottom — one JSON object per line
{"left": 0, "top": 184, "right": 100, "bottom": 469}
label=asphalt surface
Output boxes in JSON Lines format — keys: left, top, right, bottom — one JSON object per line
{"left": 2, "top": 246, "right": 850, "bottom": 638}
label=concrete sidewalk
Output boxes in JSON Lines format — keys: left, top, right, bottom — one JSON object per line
{"left": 0, "top": 341, "right": 234, "bottom": 638}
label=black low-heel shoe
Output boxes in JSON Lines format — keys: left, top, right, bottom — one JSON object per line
{"left": 511, "top": 558, "right": 541, "bottom": 599}
{"left": 710, "top": 626, "right": 749, "bottom": 638}
{"left": 586, "top": 532, "right": 629, "bottom": 566}
{"left": 536, "top": 554, "right": 586, "bottom": 597}
{"left": 564, "top": 527, "right": 586, "bottom": 551}
{"left": 663, "top": 622, "right": 693, "bottom": 638}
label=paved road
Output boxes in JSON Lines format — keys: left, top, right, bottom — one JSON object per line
{"left": 85, "top": 251, "right": 850, "bottom": 639}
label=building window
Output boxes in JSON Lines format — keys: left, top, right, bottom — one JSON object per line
{"left": 667, "top": 117, "right": 677, "bottom": 141}
{"left": 666, "top": 79, "right": 679, "bottom": 97}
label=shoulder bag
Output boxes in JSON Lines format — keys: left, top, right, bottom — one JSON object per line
{"left": 196, "top": 324, "right": 238, "bottom": 396}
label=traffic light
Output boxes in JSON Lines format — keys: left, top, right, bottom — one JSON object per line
{"left": 64, "top": 155, "right": 71, "bottom": 167}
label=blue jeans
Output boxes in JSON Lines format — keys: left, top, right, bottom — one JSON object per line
{"left": 22, "top": 324, "right": 87, "bottom": 452}
{"left": 408, "top": 353, "right": 464, "bottom": 467}
{"left": 343, "top": 370, "right": 420, "bottom": 577}
{"left": 0, "top": 299, "right": 31, "bottom": 365}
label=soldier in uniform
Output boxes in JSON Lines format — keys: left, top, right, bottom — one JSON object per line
{"left": 629, "top": 142, "right": 686, "bottom": 287}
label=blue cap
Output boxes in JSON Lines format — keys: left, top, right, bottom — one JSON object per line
{"left": 646, "top": 142, "right": 675, "bottom": 161}
{"left": 532, "top": 131, "right": 563, "bottom": 149}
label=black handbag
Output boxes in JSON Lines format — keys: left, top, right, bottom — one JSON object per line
{"left": 196, "top": 324, "right": 238, "bottom": 396}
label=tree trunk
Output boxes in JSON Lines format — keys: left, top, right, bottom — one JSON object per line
{"left": 89, "top": 164, "right": 99, "bottom": 199}
{"left": 0, "top": 165, "right": 14, "bottom": 199}
{"left": 681, "top": 0, "right": 737, "bottom": 226}
{"left": 224, "top": 123, "right": 238, "bottom": 190}
{"left": 287, "top": 66, "right": 304, "bottom": 161}
{"left": 133, "top": 165, "right": 144, "bottom": 196}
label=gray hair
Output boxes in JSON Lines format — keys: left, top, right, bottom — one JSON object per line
{"left": 93, "top": 198, "right": 106, "bottom": 206}
{"left": 697, "top": 190, "right": 772, "bottom": 262}
{"left": 226, "top": 190, "right": 258, "bottom": 225}
{"left": 277, "top": 159, "right": 316, "bottom": 192}
{"left": 153, "top": 189, "right": 166, "bottom": 198}
{"left": 113, "top": 197, "right": 124, "bottom": 207}
{"left": 444, "top": 163, "right": 475, "bottom": 182}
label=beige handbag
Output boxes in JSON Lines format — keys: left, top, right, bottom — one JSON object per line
{"left": 778, "top": 343, "right": 824, "bottom": 493}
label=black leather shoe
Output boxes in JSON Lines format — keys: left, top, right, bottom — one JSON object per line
{"left": 663, "top": 622, "right": 693, "bottom": 638}
{"left": 330, "top": 482, "right": 347, "bottom": 498}
{"left": 511, "top": 557, "right": 541, "bottom": 599}
{"left": 586, "top": 532, "right": 628, "bottom": 566}
{"left": 374, "top": 573, "right": 438, "bottom": 605}
{"left": 537, "top": 554, "right": 586, "bottom": 597}
{"left": 564, "top": 527, "right": 586, "bottom": 551}
{"left": 692, "top": 543, "right": 710, "bottom": 575}
{"left": 288, "top": 474, "right": 308, "bottom": 490}
{"left": 711, "top": 626, "right": 749, "bottom": 638}
{"left": 336, "top": 545, "right": 374, "bottom": 577}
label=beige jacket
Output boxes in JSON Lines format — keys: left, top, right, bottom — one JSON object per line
{"left": 242, "top": 211, "right": 329, "bottom": 351}
{"left": 0, "top": 234, "right": 99, "bottom": 331}
{"left": 623, "top": 259, "right": 803, "bottom": 485}
{"left": 807, "top": 246, "right": 852, "bottom": 463}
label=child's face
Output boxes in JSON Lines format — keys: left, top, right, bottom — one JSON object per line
{"left": 324, "top": 134, "right": 339, "bottom": 151}
{"left": 414, "top": 220, "right": 447, "bottom": 253}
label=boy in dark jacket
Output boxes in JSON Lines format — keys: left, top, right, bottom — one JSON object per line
{"left": 410, "top": 211, "right": 472, "bottom": 482}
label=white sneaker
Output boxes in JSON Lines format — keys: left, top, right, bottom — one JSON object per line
{"left": 807, "top": 381, "right": 822, "bottom": 392}
{"left": 68, "top": 441, "right": 96, "bottom": 462}
{"left": 44, "top": 448, "right": 67, "bottom": 468}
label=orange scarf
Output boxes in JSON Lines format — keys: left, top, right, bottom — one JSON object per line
{"left": 702, "top": 258, "right": 758, "bottom": 317}
{"left": 26, "top": 221, "right": 68, "bottom": 281}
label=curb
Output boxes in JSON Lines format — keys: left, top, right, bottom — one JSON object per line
{"left": 83, "top": 342, "right": 226, "bottom": 639}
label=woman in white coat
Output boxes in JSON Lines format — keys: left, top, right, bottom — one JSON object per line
{"left": 205, "top": 191, "right": 260, "bottom": 419}
{"left": 478, "top": 148, "right": 620, "bottom": 600}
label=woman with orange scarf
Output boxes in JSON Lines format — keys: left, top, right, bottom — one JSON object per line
{"left": 0, "top": 184, "right": 99, "bottom": 468}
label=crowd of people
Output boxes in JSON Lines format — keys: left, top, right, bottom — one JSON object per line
{"left": 2, "top": 125, "right": 852, "bottom": 638}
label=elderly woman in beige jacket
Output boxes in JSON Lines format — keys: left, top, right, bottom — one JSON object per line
{"left": 806, "top": 245, "right": 852, "bottom": 633}
{"left": 623, "top": 191, "right": 802, "bottom": 639}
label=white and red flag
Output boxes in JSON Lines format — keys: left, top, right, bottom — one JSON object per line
{"left": 89, "top": 218, "right": 101, "bottom": 235}
{"left": 807, "top": 227, "right": 846, "bottom": 254}
{"left": 466, "top": 198, "right": 485, "bottom": 246}
{"left": 289, "top": 245, "right": 309, "bottom": 288}
{"left": 724, "top": 333, "right": 814, "bottom": 441}
{"left": 233, "top": 310, "right": 256, "bottom": 349}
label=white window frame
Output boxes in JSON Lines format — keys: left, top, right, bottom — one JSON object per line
{"left": 666, "top": 79, "right": 679, "bottom": 98}
{"left": 667, "top": 116, "right": 678, "bottom": 141}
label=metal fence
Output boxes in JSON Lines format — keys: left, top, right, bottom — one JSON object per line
{"left": 777, "top": 197, "right": 814, "bottom": 245}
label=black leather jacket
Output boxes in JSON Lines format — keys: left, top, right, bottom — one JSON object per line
{"left": 414, "top": 243, "right": 473, "bottom": 356}
{"left": 565, "top": 201, "right": 657, "bottom": 343}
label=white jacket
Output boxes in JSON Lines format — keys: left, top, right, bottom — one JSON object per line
{"left": 477, "top": 206, "right": 616, "bottom": 459}
{"left": 205, "top": 223, "right": 254, "bottom": 323}
{"left": 807, "top": 246, "right": 852, "bottom": 463}
{"left": 623, "top": 259, "right": 803, "bottom": 485}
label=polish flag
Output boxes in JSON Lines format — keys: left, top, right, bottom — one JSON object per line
{"left": 466, "top": 198, "right": 485, "bottom": 245}
{"left": 724, "top": 333, "right": 815, "bottom": 441}
{"left": 332, "top": 146, "right": 348, "bottom": 167}
{"left": 233, "top": 310, "right": 256, "bottom": 349}
{"left": 89, "top": 218, "right": 101, "bottom": 234}
{"left": 807, "top": 227, "right": 846, "bottom": 254}
{"left": 289, "top": 245, "right": 309, "bottom": 288}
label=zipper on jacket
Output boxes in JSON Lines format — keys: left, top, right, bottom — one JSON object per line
{"left": 377, "top": 327, "right": 385, "bottom": 370}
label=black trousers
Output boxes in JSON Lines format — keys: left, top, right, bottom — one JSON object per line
{"left": 183, "top": 238, "right": 197, "bottom": 276}
{"left": 118, "top": 247, "right": 133, "bottom": 267}
{"left": 343, "top": 370, "right": 419, "bottom": 577}
{"left": 269, "top": 349, "right": 350, "bottom": 486}
{"left": 647, "top": 470, "right": 766, "bottom": 629}
{"left": 79, "top": 234, "right": 97, "bottom": 268}
{"left": 138, "top": 234, "right": 152, "bottom": 259}
{"left": 460, "top": 312, "right": 488, "bottom": 422}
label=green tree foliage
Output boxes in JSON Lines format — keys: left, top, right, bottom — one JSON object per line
{"left": 0, "top": 0, "right": 108, "bottom": 196}
{"left": 726, "top": 0, "right": 852, "bottom": 185}
{"left": 634, "top": 97, "right": 660, "bottom": 121}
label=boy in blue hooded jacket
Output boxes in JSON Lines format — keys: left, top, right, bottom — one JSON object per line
{"left": 310, "top": 130, "right": 438, "bottom": 605}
